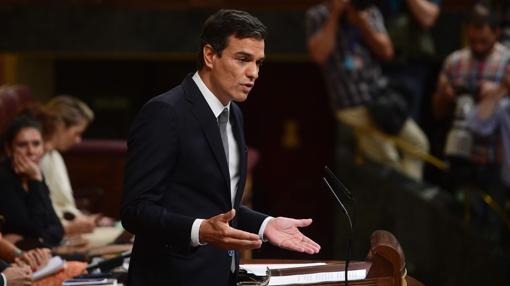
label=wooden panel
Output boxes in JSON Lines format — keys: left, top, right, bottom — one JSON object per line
{"left": 0, "top": 0, "right": 320, "bottom": 10}
{"left": 63, "top": 152, "right": 125, "bottom": 219}
{"left": 0, "top": 0, "right": 481, "bottom": 11}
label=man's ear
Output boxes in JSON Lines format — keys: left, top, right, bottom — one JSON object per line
{"left": 203, "top": 44, "right": 216, "bottom": 69}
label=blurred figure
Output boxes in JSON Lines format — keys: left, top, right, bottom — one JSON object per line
{"left": 379, "top": 0, "right": 441, "bottom": 122}
{"left": 433, "top": 4, "right": 510, "bottom": 235}
{"left": 0, "top": 114, "right": 64, "bottom": 248}
{"left": 306, "top": 0, "right": 429, "bottom": 181}
{"left": 480, "top": 0, "right": 510, "bottom": 48}
{"left": 40, "top": 96, "right": 113, "bottom": 235}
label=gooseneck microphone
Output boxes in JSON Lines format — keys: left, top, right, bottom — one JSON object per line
{"left": 323, "top": 166, "right": 355, "bottom": 286}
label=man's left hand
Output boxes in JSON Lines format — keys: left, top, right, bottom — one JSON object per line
{"left": 264, "top": 217, "right": 321, "bottom": 254}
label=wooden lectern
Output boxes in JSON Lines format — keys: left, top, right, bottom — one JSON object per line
{"left": 242, "top": 230, "right": 424, "bottom": 286}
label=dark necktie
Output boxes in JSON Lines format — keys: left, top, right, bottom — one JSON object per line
{"left": 218, "top": 108, "right": 229, "bottom": 163}
{"left": 219, "top": 108, "right": 236, "bottom": 272}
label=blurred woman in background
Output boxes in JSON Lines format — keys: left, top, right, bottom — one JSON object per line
{"left": 0, "top": 113, "right": 64, "bottom": 248}
{"left": 40, "top": 96, "right": 114, "bottom": 237}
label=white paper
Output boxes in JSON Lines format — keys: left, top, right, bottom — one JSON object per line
{"left": 240, "top": 263, "right": 367, "bottom": 285}
{"left": 33, "top": 256, "right": 65, "bottom": 280}
{"left": 241, "top": 263, "right": 326, "bottom": 276}
{"left": 268, "top": 269, "right": 367, "bottom": 285}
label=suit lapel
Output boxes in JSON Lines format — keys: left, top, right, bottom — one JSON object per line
{"left": 182, "top": 76, "right": 231, "bottom": 192}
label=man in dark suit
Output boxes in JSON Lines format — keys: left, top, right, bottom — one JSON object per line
{"left": 121, "top": 9, "right": 321, "bottom": 286}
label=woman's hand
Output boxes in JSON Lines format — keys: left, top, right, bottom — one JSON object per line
{"left": 15, "top": 248, "right": 52, "bottom": 271}
{"left": 12, "top": 153, "right": 42, "bottom": 182}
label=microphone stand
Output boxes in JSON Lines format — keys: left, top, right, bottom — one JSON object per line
{"left": 322, "top": 166, "right": 355, "bottom": 286}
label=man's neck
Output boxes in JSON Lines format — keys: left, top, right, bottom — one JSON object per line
{"left": 197, "top": 69, "right": 230, "bottom": 106}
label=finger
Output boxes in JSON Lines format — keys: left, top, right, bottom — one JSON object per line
{"left": 42, "top": 248, "right": 52, "bottom": 257}
{"left": 221, "top": 238, "right": 262, "bottom": 251}
{"left": 283, "top": 239, "right": 318, "bottom": 254}
{"left": 279, "top": 236, "right": 320, "bottom": 254}
{"left": 224, "top": 227, "right": 260, "bottom": 241}
{"left": 39, "top": 248, "right": 51, "bottom": 263}
{"left": 279, "top": 238, "right": 306, "bottom": 253}
{"left": 20, "top": 265, "right": 31, "bottom": 276}
{"left": 14, "top": 258, "right": 25, "bottom": 267}
{"left": 219, "top": 209, "right": 236, "bottom": 223}
{"left": 23, "top": 253, "right": 37, "bottom": 270}
{"left": 298, "top": 240, "right": 321, "bottom": 254}
{"left": 293, "top": 218, "right": 313, "bottom": 228}
{"left": 32, "top": 250, "right": 45, "bottom": 267}
{"left": 297, "top": 234, "right": 321, "bottom": 249}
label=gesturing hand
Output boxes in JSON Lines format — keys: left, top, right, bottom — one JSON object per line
{"left": 199, "top": 209, "right": 262, "bottom": 251}
{"left": 264, "top": 217, "right": 321, "bottom": 255}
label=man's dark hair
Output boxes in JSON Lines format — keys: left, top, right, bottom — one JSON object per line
{"left": 197, "top": 9, "right": 267, "bottom": 69}
{"left": 468, "top": 4, "right": 500, "bottom": 31}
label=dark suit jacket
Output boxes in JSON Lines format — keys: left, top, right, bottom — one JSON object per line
{"left": 0, "top": 160, "right": 64, "bottom": 248}
{"left": 121, "top": 75, "right": 268, "bottom": 286}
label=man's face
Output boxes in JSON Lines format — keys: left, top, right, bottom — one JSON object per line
{"left": 468, "top": 25, "right": 498, "bottom": 59}
{"left": 208, "top": 36, "right": 265, "bottom": 105}
{"left": 56, "top": 119, "right": 88, "bottom": 152}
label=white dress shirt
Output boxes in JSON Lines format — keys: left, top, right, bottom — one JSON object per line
{"left": 1, "top": 273, "right": 6, "bottom": 286}
{"left": 40, "top": 150, "right": 82, "bottom": 220}
{"left": 190, "top": 72, "right": 271, "bottom": 247}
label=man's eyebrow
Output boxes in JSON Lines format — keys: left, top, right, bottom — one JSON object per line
{"left": 234, "top": 51, "right": 254, "bottom": 58}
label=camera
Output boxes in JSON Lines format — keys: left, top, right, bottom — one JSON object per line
{"left": 444, "top": 94, "right": 475, "bottom": 159}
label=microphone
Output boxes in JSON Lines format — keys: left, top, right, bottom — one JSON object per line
{"left": 86, "top": 252, "right": 131, "bottom": 273}
{"left": 323, "top": 166, "right": 355, "bottom": 285}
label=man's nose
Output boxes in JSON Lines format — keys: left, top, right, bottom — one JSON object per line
{"left": 246, "top": 63, "right": 259, "bottom": 80}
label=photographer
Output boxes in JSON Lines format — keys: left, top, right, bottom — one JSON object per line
{"left": 378, "top": 0, "right": 441, "bottom": 123}
{"left": 306, "top": 0, "right": 429, "bottom": 181}
{"left": 433, "top": 4, "right": 510, "bottom": 236}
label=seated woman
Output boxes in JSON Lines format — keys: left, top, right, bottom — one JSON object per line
{"left": 0, "top": 114, "right": 64, "bottom": 248}
{"left": 40, "top": 96, "right": 115, "bottom": 237}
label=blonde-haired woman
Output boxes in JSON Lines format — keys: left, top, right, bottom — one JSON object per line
{"left": 39, "top": 96, "right": 112, "bottom": 236}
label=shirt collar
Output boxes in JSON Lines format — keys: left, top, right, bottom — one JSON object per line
{"left": 192, "top": 71, "right": 230, "bottom": 118}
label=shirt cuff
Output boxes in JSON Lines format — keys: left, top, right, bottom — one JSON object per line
{"left": 190, "top": 219, "right": 207, "bottom": 247}
{"left": 1, "top": 272, "right": 6, "bottom": 286}
{"left": 258, "top": 216, "right": 273, "bottom": 242}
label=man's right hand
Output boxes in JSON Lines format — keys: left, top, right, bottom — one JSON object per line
{"left": 2, "top": 265, "right": 32, "bottom": 286}
{"left": 199, "top": 209, "right": 262, "bottom": 251}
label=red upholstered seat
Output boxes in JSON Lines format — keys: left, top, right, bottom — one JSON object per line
{"left": 0, "top": 85, "right": 33, "bottom": 136}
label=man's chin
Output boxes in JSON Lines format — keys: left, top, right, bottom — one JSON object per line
{"left": 232, "top": 94, "right": 249, "bottom": 103}
{"left": 470, "top": 48, "right": 491, "bottom": 60}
